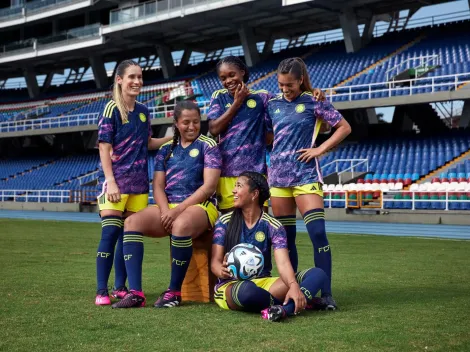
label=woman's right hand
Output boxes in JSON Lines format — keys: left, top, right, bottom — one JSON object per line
{"left": 234, "top": 83, "right": 249, "bottom": 107}
{"left": 106, "top": 180, "right": 121, "bottom": 203}
{"left": 219, "top": 254, "right": 233, "bottom": 279}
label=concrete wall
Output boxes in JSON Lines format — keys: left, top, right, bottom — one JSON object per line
{"left": 0, "top": 202, "right": 80, "bottom": 212}
{"left": 323, "top": 208, "right": 470, "bottom": 226}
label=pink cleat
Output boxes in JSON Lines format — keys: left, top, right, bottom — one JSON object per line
{"left": 111, "top": 286, "right": 129, "bottom": 300}
{"left": 261, "top": 305, "right": 286, "bottom": 322}
{"left": 95, "top": 294, "right": 111, "bottom": 306}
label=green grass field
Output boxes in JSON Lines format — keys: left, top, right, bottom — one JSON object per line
{"left": 1, "top": 219, "right": 469, "bottom": 352}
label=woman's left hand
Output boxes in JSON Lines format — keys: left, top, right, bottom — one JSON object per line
{"left": 161, "top": 206, "right": 183, "bottom": 232}
{"left": 296, "top": 147, "right": 325, "bottom": 162}
{"left": 284, "top": 282, "right": 306, "bottom": 314}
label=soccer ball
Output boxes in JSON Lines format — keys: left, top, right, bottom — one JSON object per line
{"left": 226, "top": 243, "right": 264, "bottom": 280}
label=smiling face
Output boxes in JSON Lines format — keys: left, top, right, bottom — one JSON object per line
{"left": 278, "top": 72, "right": 303, "bottom": 101}
{"left": 116, "top": 64, "right": 143, "bottom": 99}
{"left": 233, "top": 176, "right": 259, "bottom": 208}
{"left": 217, "top": 63, "right": 245, "bottom": 95}
{"left": 175, "top": 108, "right": 201, "bottom": 143}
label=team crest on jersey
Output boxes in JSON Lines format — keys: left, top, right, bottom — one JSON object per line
{"left": 247, "top": 99, "right": 257, "bottom": 108}
{"left": 295, "top": 104, "right": 305, "bottom": 113}
{"left": 139, "top": 113, "right": 147, "bottom": 122}
{"left": 255, "top": 231, "right": 266, "bottom": 242}
{"left": 189, "top": 149, "right": 199, "bottom": 157}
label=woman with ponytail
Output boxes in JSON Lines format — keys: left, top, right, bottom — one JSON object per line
{"left": 266, "top": 57, "right": 352, "bottom": 310}
{"left": 112, "top": 100, "right": 222, "bottom": 309}
{"left": 211, "top": 171, "right": 330, "bottom": 322}
{"left": 207, "top": 56, "right": 325, "bottom": 213}
{"left": 95, "top": 59, "right": 171, "bottom": 306}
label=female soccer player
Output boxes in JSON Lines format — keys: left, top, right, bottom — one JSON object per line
{"left": 211, "top": 172, "right": 330, "bottom": 322}
{"left": 112, "top": 100, "right": 222, "bottom": 309}
{"left": 266, "top": 57, "right": 352, "bottom": 310}
{"left": 95, "top": 59, "right": 171, "bottom": 306}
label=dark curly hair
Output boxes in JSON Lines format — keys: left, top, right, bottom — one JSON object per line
{"left": 216, "top": 55, "right": 250, "bottom": 83}
{"left": 223, "top": 171, "right": 270, "bottom": 253}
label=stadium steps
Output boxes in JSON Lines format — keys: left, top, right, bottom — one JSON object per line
{"left": 247, "top": 46, "right": 323, "bottom": 89}
{"left": 1, "top": 159, "right": 56, "bottom": 182}
{"left": 332, "top": 34, "right": 426, "bottom": 90}
{"left": 409, "top": 148, "right": 470, "bottom": 187}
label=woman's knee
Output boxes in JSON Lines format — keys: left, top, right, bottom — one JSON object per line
{"left": 124, "top": 213, "right": 140, "bottom": 231}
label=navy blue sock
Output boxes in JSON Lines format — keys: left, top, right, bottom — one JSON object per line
{"left": 283, "top": 267, "right": 329, "bottom": 316}
{"left": 113, "top": 224, "right": 127, "bottom": 289}
{"left": 123, "top": 231, "right": 144, "bottom": 291}
{"left": 303, "top": 208, "right": 332, "bottom": 295}
{"left": 169, "top": 235, "right": 193, "bottom": 292}
{"left": 96, "top": 216, "right": 122, "bottom": 292}
{"left": 230, "top": 280, "right": 280, "bottom": 312}
{"left": 277, "top": 215, "right": 298, "bottom": 272}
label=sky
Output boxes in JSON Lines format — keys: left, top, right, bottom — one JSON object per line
{"left": 2, "top": 0, "right": 470, "bottom": 103}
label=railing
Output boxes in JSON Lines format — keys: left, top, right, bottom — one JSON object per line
{"left": 0, "top": 24, "right": 101, "bottom": 56}
{"left": 0, "top": 189, "right": 79, "bottom": 203}
{"left": 322, "top": 72, "right": 470, "bottom": 102}
{"left": 322, "top": 190, "right": 470, "bottom": 211}
{"left": 78, "top": 170, "right": 99, "bottom": 186}
{"left": 0, "top": 100, "right": 212, "bottom": 133}
{"left": 109, "top": 0, "right": 233, "bottom": 26}
{"left": 322, "top": 159, "right": 369, "bottom": 184}
{"left": 0, "top": 0, "right": 85, "bottom": 19}
{"left": 386, "top": 55, "right": 441, "bottom": 82}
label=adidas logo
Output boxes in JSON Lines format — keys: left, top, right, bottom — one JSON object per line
{"left": 275, "top": 108, "right": 281, "bottom": 113}
{"left": 225, "top": 103, "right": 232, "bottom": 108}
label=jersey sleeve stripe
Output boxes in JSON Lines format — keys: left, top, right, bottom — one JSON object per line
{"left": 199, "top": 135, "right": 217, "bottom": 147}
{"left": 103, "top": 101, "right": 117, "bottom": 118}
{"left": 261, "top": 213, "right": 282, "bottom": 229}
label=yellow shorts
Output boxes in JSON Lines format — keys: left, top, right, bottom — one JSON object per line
{"left": 217, "top": 176, "right": 269, "bottom": 210}
{"left": 98, "top": 193, "right": 148, "bottom": 213}
{"left": 214, "top": 277, "right": 279, "bottom": 310}
{"left": 155, "top": 201, "right": 219, "bottom": 228}
{"left": 270, "top": 182, "right": 324, "bottom": 198}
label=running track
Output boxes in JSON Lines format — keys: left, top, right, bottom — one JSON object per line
{"left": 1, "top": 210, "right": 469, "bottom": 240}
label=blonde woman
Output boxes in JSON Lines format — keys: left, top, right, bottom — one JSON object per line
{"left": 95, "top": 60, "right": 170, "bottom": 305}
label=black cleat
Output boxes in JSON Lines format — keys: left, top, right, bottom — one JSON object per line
{"left": 111, "top": 291, "right": 146, "bottom": 308}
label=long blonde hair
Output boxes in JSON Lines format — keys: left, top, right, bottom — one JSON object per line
{"left": 113, "top": 59, "right": 140, "bottom": 124}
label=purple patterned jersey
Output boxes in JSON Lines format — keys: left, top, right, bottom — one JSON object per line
{"left": 266, "top": 92, "right": 343, "bottom": 187}
{"left": 207, "top": 89, "right": 272, "bottom": 177}
{"left": 213, "top": 211, "right": 287, "bottom": 281}
{"left": 97, "top": 100, "right": 152, "bottom": 194}
{"left": 154, "top": 134, "right": 222, "bottom": 204}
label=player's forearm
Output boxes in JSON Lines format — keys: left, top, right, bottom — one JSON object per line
{"left": 153, "top": 183, "right": 169, "bottom": 210}
{"left": 208, "top": 104, "right": 242, "bottom": 136}
{"left": 98, "top": 143, "right": 115, "bottom": 182}
{"left": 318, "top": 121, "right": 351, "bottom": 154}
{"left": 178, "top": 184, "right": 214, "bottom": 212}
{"left": 275, "top": 249, "right": 298, "bottom": 288}
{"left": 148, "top": 136, "right": 172, "bottom": 150}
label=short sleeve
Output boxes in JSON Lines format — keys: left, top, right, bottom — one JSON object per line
{"left": 98, "top": 105, "right": 116, "bottom": 144}
{"left": 265, "top": 103, "right": 273, "bottom": 133}
{"left": 212, "top": 219, "right": 227, "bottom": 246}
{"left": 204, "top": 144, "right": 222, "bottom": 169}
{"left": 313, "top": 99, "right": 343, "bottom": 127}
{"left": 154, "top": 145, "right": 168, "bottom": 172}
{"left": 270, "top": 225, "right": 288, "bottom": 250}
{"left": 207, "top": 93, "right": 224, "bottom": 121}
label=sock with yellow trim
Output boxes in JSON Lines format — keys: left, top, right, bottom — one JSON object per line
{"left": 123, "top": 231, "right": 144, "bottom": 291}
{"left": 282, "top": 267, "right": 329, "bottom": 316}
{"left": 96, "top": 216, "right": 122, "bottom": 292}
{"left": 277, "top": 215, "right": 298, "bottom": 272}
{"left": 169, "top": 235, "right": 193, "bottom": 291}
{"left": 230, "top": 280, "right": 280, "bottom": 312}
{"left": 303, "top": 208, "right": 332, "bottom": 295}
{"left": 113, "top": 223, "right": 127, "bottom": 289}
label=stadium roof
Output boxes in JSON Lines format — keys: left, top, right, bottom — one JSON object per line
{"left": 0, "top": 0, "right": 452, "bottom": 80}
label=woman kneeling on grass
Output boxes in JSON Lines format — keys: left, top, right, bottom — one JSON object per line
{"left": 211, "top": 171, "right": 330, "bottom": 321}
{"left": 112, "top": 100, "right": 222, "bottom": 308}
